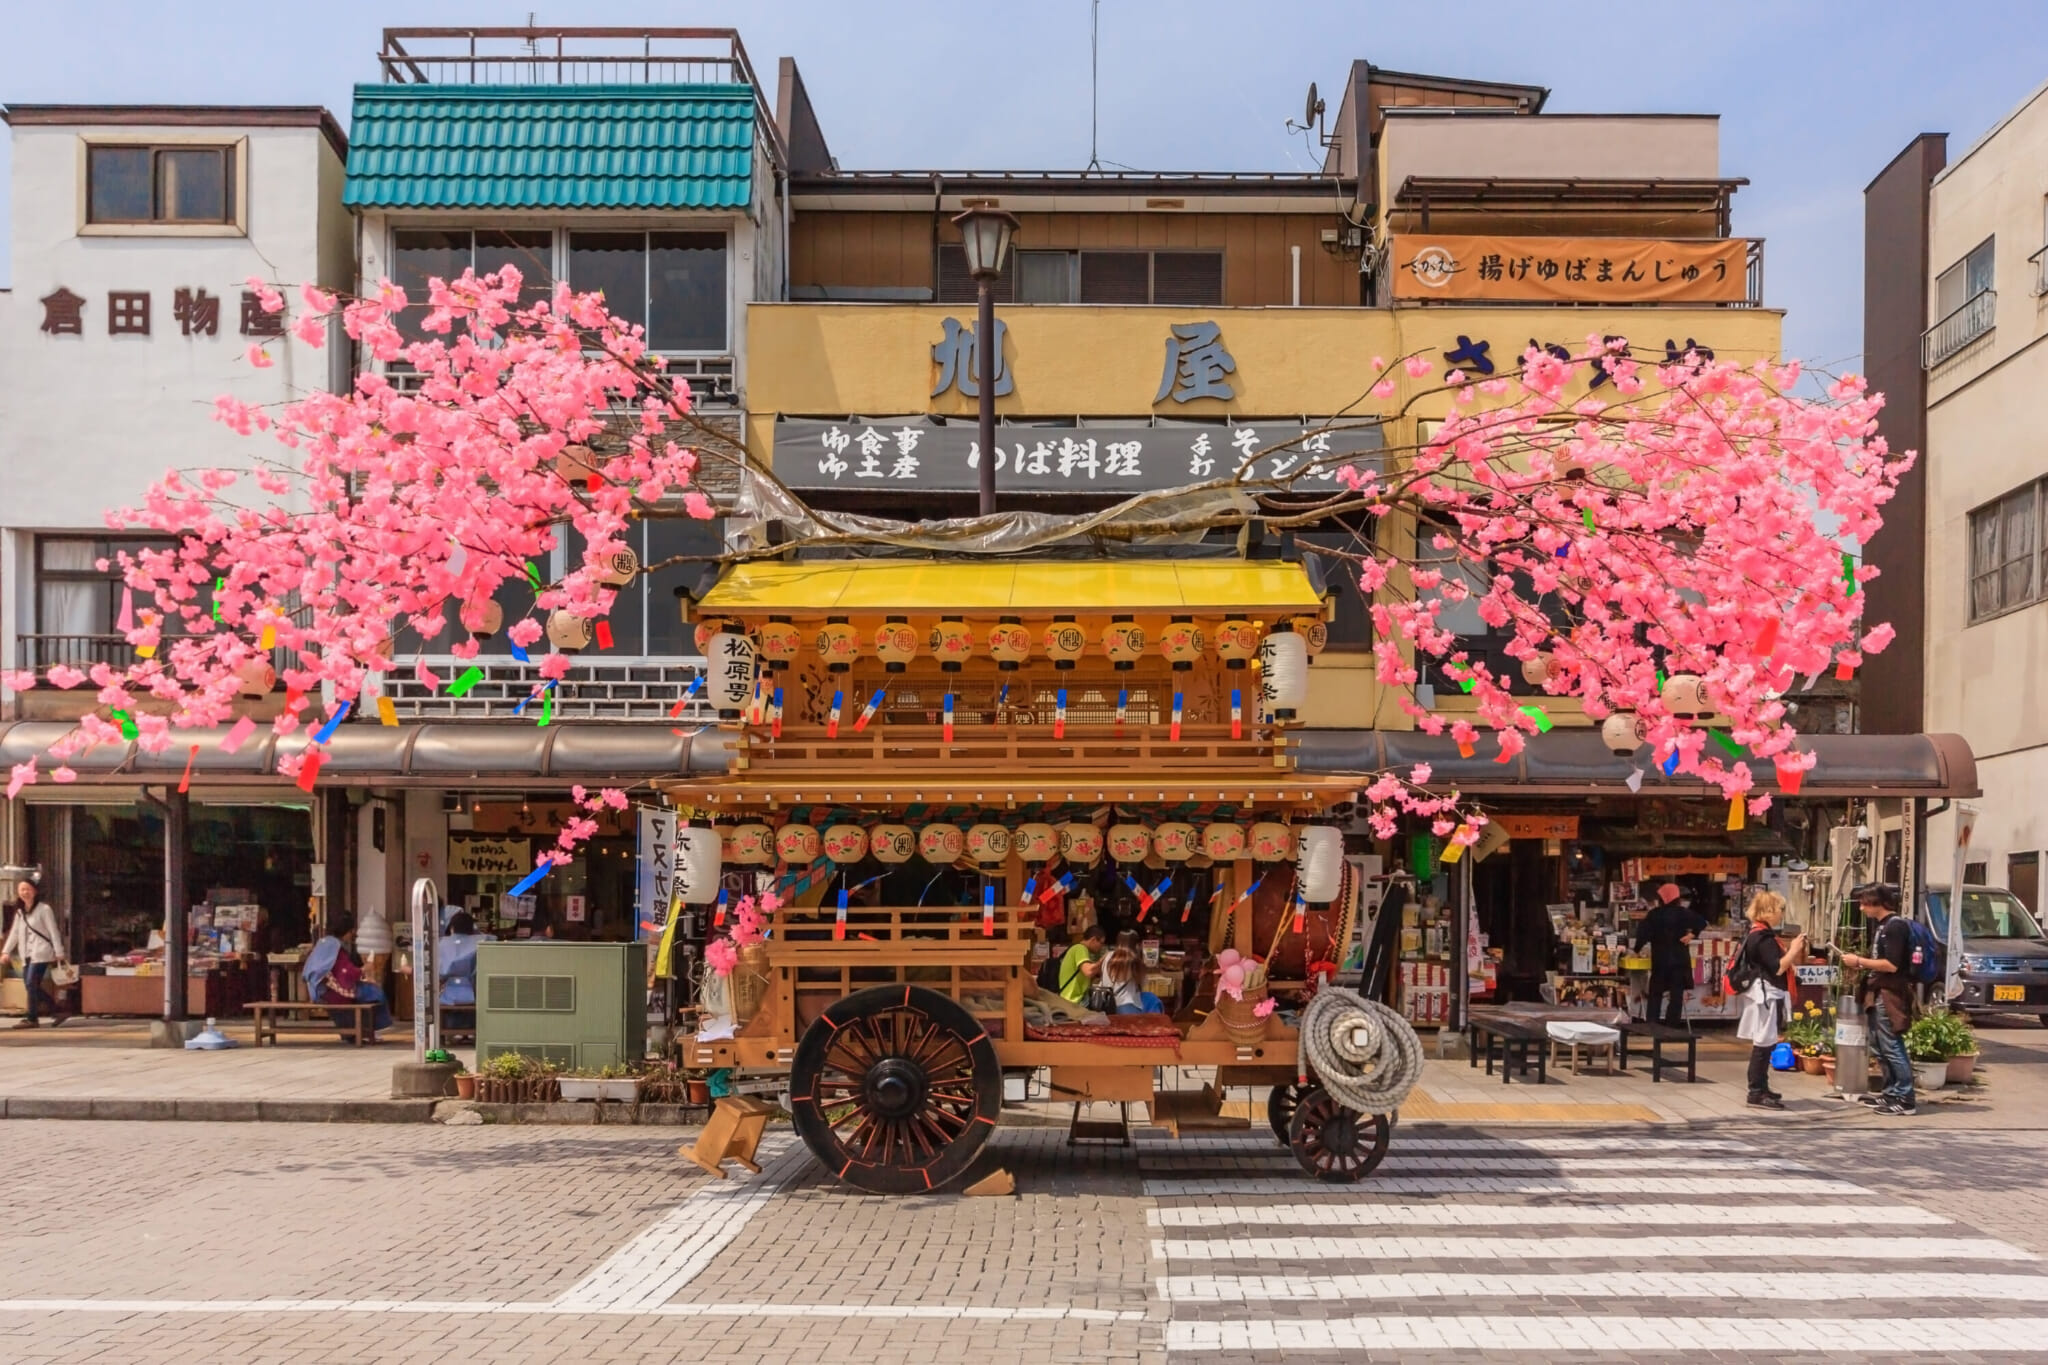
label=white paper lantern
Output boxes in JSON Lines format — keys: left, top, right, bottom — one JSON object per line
{"left": 759, "top": 618, "right": 802, "bottom": 671}
{"left": 775, "top": 822, "right": 820, "bottom": 865}
{"left": 1257, "top": 629, "right": 1309, "bottom": 721}
{"left": 673, "top": 826, "right": 722, "bottom": 905}
{"left": 822, "top": 824, "right": 869, "bottom": 864}
{"left": 1160, "top": 617, "right": 1205, "bottom": 671}
{"left": 462, "top": 598, "right": 504, "bottom": 640}
{"left": 1102, "top": 618, "right": 1145, "bottom": 671}
{"left": 929, "top": 617, "right": 975, "bottom": 672}
{"left": 1250, "top": 821, "right": 1296, "bottom": 862}
{"left": 869, "top": 824, "right": 916, "bottom": 864}
{"left": 1014, "top": 823, "right": 1059, "bottom": 862}
{"left": 988, "top": 618, "right": 1031, "bottom": 670}
{"left": 1215, "top": 619, "right": 1258, "bottom": 669}
{"left": 1661, "top": 672, "right": 1711, "bottom": 719}
{"left": 1296, "top": 826, "right": 1343, "bottom": 904}
{"left": 918, "top": 823, "right": 964, "bottom": 864}
{"left": 1153, "top": 822, "right": 1198, "bottom": 861}
{"left": 1107, "top": 824, "right": 1152, "bottom": 863}
{"left": 704, "top": 631, "right": 759, "bottom": 719}
{"left": 966, "top": 823, "right": 1012, "bottom": 864}
{"left": 1058, "top": 823, "right": 1104, "bottom": 864}
{"left": 1201, "top": 822, "right": 1248, "bottom": 860}
{"left": 1602, "top": 710, "right": 1647, "bottom": 756}
{"left": 814, "top": 619, "right": 860, "bottom": 673}
{"left": 1042, "top": 617, "right": 1085, "bottom": 670}
{"left": 1520, "top": 654, "right": 1553, "bottom": 687}
{"left": 595, "top": 546, "right": 638, "bottom": 587}
{"left": 235, "top": 658, "right": 275, "bottom": 698}
{"left": 723, "top": 823, "right": 774, "bottom": 866}
{"left": 547, "top": 609, "right": 592, "bottom": 652}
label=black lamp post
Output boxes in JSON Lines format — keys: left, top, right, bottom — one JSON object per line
{"left": 952, "top": 206, "right": 1019, "bottom": 517}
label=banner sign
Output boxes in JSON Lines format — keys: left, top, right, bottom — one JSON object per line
{"left": 773, "top": 417, "right": 1382, "bottom": 495}
{"left": 1392, "top": 235, "right": 1749, "bottom": 304}
{"left": 448, "top": 835, "right": 527, "bottom": 877}
{"left": 637, "top": 809, "right": 679, "bottom": 941}
{"left": 1496, "top": 814, "right": 1580, "bottom": 840}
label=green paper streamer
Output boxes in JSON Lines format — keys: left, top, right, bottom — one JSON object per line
{"left": 212, "top": 577, "right": 224, "bottom": 621}
{"left": 1581, "top": 506, "right": 1595, "bottom": 532}
{"left": 538, "top": 686, "right": 554, "bottom": 728}
{"left": 1518, "top": 705, "right": 1554, "bottom": 733}
{"left": 448, "top": 666, "right": 485, "bottom": 697}
{"left": 110, "top": 708, "right": 138, "bottom": 741}
{"left": 525, "top": 561, "right": 543, "bottom": 590}
{"left": 1709, "top": 729, "right": 1747, "bottom": 760}
{"left": 1843, "top": 552, "right": 1857, "bottom": 596}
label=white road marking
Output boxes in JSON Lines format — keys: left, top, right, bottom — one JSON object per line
{"left": 1138, "top": 1153, "right": 1802, "bottom": 1173}
{"left": 1167, "top": 1315, "right": 2048, "bottom": 1353}
{"left": 1152, "top": 1135, "right": 1762, "bottom": 1155}
{"left": 1153, "top": 1234, "right": 2033, "bottom": 1263}
{"left": 0, "top": 1300, "right": 1146, "bottom": 1322}
{"left": 1150, "top": 1200, "right": 1952, "bottom": 1229}
{"left": 551, "top": 1135, "right": 803, "bottom": 1313}
{"left": 1161, "top": 1270, "right": 2048, "bottom": 1302}
{"left": 1143, "top": 1173, "right": 1866, "bottom": 1198}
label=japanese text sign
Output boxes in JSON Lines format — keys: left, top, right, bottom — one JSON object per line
{"left": 1392, "top": 236, "right": 1749, "bottom": 304}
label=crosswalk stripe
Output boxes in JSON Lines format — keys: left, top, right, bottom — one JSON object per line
{"left": 1144, "top": 1174, "right": 1865, "bottom": 1198}
{"left": 1138, "top": 1153, "right": 1802, "bottom": 1174}
{"left": 1159, "top": 1270, "right": 2048, "bottom": 1303}
{"left": 1153, "top": 1234, "right": 2033, "bottom": 1263}
{"left": 1149, "top": 1200, "right": 1951, "bottom": 1229}
{"left": 1166, "top": 1315, "right": 2048, "bottom": 1353}
{"left": 1148, "top": 1135, "right": 1761, "bottom": 1155}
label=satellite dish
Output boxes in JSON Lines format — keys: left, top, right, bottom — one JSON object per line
{"left": 1304, "top": 82, "right": 1323, "bottom": 128}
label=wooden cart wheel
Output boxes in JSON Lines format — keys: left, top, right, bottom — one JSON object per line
{"left": 788, "top": 984, "right": 1002, "bottom": 1194}
{"left": 1287, "top": 1085, "right": 1391, "bottom": 1183}
{"left": 1266, "top": 1082, "right": 1311, "bottom": 1146}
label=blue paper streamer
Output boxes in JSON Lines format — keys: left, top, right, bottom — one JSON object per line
{"left": 313, "top": 699, "right": 351, "bottom": 744}
{"left": 507, "top": 863, "right": 550, "bottom": 898}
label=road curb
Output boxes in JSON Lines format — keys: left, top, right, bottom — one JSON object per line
{"left": 0, "top": 1096, "right": 441, "bottom": 1123}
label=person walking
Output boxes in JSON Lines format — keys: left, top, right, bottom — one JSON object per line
{"left": 1734, "top": 890, "right": 1804, "bottom": 1110}
{"left": 1634, "top": 882, "right": 1706, "bottom": 1028}
{"left": 1840, "top": 885, "right": 1917, "bottom": 1115}
{"left": 2, "top": 880, "right": 69, "bottom": 1028}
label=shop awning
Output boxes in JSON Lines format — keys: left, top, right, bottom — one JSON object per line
{"left": 1297, "top": 729, "right": 1979, "bottom": 800}
{"left": 0, "top": 721, "right": 736, "bottom": 790}
{"left": 695, "top": 558, "right": 1327, "bottom": 615}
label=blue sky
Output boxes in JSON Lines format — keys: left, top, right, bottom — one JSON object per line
{"left": 5, "top": 1, "right": 2047, "bottom": 374}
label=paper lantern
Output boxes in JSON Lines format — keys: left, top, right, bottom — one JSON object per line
{"left": 723, "top": 823, "right": 774, "bottom": 866}
{"left": 1201, "top": 822, "right": 1248, "bottom": 860}
{"left": 1153, "top": 822, "right": 1198, "bottom": 861}
{"left": 595, "top": 546, "right": 638, "bottom": 587}
{"left": 693, "top": 617, "right": 739, "bottom": 654}
{"left": 775, "top": 822, "right": 820, "bottom": 865}
{"left": 235, "top": 658, "right": 275, "bottom": 698}
{"left": 1661, "top": 672, "right": 1711, "bottom": 719}
{"left": 815, "top": 619, "right": 860, "bottom": 673}
{"left": 966, "top": 823, "right": 1013, "bottom": 863}
{"left": 1215, "top": 618, "right": 1258, "bottom": 669}
{"left": 1249, "top": 821, "right": 1295, "bottom": 862}
{"left": 1042, "top": 616, "right": 1086, "bottom": 671}
{"left": 1102, "top": 617, "right": 1146, "bottom": 671}
{"left": 1293, "top": 616, "right": 1329, "bottom": 660}
{"left": 676, "top": 826, "right": 722, "bottom": 905}
{"left": 547, "top": 609, "right": 593, "bottom": 652}
{"left": 918, "top": 823, "right": 964, "bottom": 864}
{"left": 704, "top": 631, "right": 758, "bottom": 718}
{"left": 1013, "top": 823, "right": 1059, "bottom": 862}
{"left": 929, "top": 617, "right": 975, "bottom": 672}
{"left": 869, "top": 824, "right": 916, "bottom": 864}
{"left": 988, "top": 617, "right": 1032, "bottom": 670}
{"left": 1520, "top": 654, "right": 1553, "bottom": 687}
{"left": 1257, "top": 629, "right": 1309, "bottom": 721}
{"left": 758, "top": 617, "right": 802, "bottom": 671}
{"left": 1160, "top": 617, "right": 1205, "bottom": 671}
{"left": 555, "top": 443, "right": 602, "bottom": 482}
{"left": 1107, "top": 824, "right": 1152, "bottom": 863}
{"left": 1058, "top": 823, "right": 1104, "bottom": 864}
{"left": 1296, "top": 826, "right": 1343, "bottom": 904}
{"left": 462, "top": 598, "right": 504, "bottom": 640}
{"left": 1602, "top": 710, "right": 1648, "bottom": 756}
{"left": 875, "top": 616, "right": 918, "bottom": 673}
{"left": 822, "top": 824, "right": 870, "bottom": 864}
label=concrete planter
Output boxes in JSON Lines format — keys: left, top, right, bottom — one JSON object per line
{"left": 558, "top": 1077, "right": 641, "bottom": 1103}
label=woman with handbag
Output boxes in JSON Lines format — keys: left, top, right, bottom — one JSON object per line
{"left": 3, "top": 880, "right": 70, "bottom": 1027}
{"left": 300, "top": 915, "right": 393, "bottom": 1042}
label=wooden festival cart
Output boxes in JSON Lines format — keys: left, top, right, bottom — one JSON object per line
{"left": 664, "top": 557, "right": 1403, "bottom": 1193}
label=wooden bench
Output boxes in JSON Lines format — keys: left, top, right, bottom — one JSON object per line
{"left": 248, "top": 1000, "right": 380, "bottom": 1046}
{"left": 1621, "top": 1020, "right": 1699, "bottom": 1083}
{"left": 1467, "top": 1015, "right": 1549, "bottom": 1085}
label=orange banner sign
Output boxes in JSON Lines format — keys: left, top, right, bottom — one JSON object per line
{"left": 1392, "top": 236, "right": 1749, "bottom": 304}
{"left": 1496, "top": 814, "right": 1580, "bottom": 840}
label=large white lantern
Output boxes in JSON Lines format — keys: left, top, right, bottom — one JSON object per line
{"left": 704, "top": 631, "right": 759, "bottom": 719}
{"left": 1296, "top": 826, "right": 1343, "bottom": 904}
{"left": 547, "top": 609, "right": 592, "bottom": 652}
{"left": 1257, "top": 628, "right": 1309, "bottom": 721}
{"left": 595, "top": 546, "right": 638, "bottom": 587}
{"left": 1602, "top": 710, "right": 1647, "bottom": 756}
{"left": 675, "top": 825, "right": 723, "bottom": 906}
{"left": 1661, "top": 672, "right": 1711, "bottom": 719}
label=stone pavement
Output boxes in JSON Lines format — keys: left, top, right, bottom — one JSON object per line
{"left": 1, "top": 1110, "right": 2047, "bottom": 1363}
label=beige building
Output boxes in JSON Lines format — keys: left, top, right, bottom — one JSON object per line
{"left": 1910, "top": 81, "right": 2048, "bottom": 908}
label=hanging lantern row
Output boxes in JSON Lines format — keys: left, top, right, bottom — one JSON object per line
{"left": 708, "top": 613, "right": 1326, "bottom": 675}
{"left": 715, "top": 820, "right": 1311, "bottom": 868}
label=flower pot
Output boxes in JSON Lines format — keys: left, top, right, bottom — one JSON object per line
{"left": 454, "top": 1072, "right": 478, "bottom": 1101}
{"left": 1797, "top": 1054, "right": 1826, "bottom": 1075}
{"left": 559, "top": 1077, "right": 641, "bottom": 1103}
{"left": 1945, "top": 1053, "right": 1978, "bottom": 1085}
{"left": 1911, "top": 1060, "right": 1947, "bottom": 1093}
{"left": 686, "top": 1078, "right": 711, "bottom": 1105}
{"left": 1820, "top": 1058, "right": 1838, "bottom": 1083}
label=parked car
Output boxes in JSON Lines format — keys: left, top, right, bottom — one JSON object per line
{"left": 1924, "top": 884, "right": 2048, "bottom": 1024}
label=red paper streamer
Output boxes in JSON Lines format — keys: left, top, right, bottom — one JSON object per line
{"left": 1835, "top": 660, "right": 1855, "bottom": 681}
{"left": 295, "top": 748, "right": 325, "bottom": 792}
{"left": 595, "top": 621, "right": 614, "bottom": 650}
{"left": 177, "top": 743, "right": 199, "bottom": 794}
{"left": 1753, "top": 617, "right": 1781, "bottom": 661}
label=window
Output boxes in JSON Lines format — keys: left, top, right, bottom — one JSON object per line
{"left": 937, "top": 247, "right": 1223, "bottom": 305}
{"left": 31, "top": 536, "right": 183, "bottom": 670}
{"left": 86, "top": 143, "right": 235, "bottom": 225}
{"left": 1936, "top": 236, "right": 1995, "bottom": 319}
{"left": 569, "top": 231, "right": 729, "bottom": 351}
{"left": 1968, "top": 480, "right": 2044, "bottom": 621}
{"left": 390, "top": 229, "right": 554, "bottom": 344}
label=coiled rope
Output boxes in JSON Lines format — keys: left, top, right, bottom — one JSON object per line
{"left": 1299, "top": 986, "right": 1425, "bottom": 1115}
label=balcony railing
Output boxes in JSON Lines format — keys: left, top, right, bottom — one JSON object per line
{"left": 381, "top": 659, "right": 722, "bottom": 724}
{"left": 2031, "top": 243, "right": 2048, "bottom": 298}
{"left": 17, "top": 634, "right": 139, "bottom": 673}
{"left": 1922, "top": 289, "right": 1997, "bottom": 369}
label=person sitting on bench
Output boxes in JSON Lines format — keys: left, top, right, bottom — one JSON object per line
{"left": 436, "top": 911, "right": 493, "bottom": 1031}
{"left": 302, "top": 916, "right": 392, "bottom": 1042}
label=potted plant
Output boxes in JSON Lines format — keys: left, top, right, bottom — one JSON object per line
{"left": 474, "top": 1051, "right": 562, "bottom": 1104}
{"left": 558, "top": 1063, "right": 642, "bottom": 1103}
{"left": 454, "top": 1071, "right": 479, "bottom": 1101}
{"left": 1905, "top": 1009, "right": 1978, "bottom": 1089}
{"left": 1782, "top": 1002, "right": 1835, "bottom": 1074}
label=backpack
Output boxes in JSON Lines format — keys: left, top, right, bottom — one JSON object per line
{"left": 1722, "top": 927, "right": 1765, "bottom": 996}
{"left": 1036, "top": 951, "right": 1074, "bottom": 994}
{"left": 1905, "top": 917, "right": 1944, "bottom": 986}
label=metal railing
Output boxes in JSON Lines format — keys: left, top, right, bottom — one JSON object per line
{"left": 2032, "top": 243, "right": 2048, "bottom": 298}
{"left": 380, "top": 658, "right": 722, "bottom": 724}
{"left": 1922, "top": 289, "right": 1997, "bottom": 369}
{"left": 17, "top": 634, "right": 138, "bottom": 672}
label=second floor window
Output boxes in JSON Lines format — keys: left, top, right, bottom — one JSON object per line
{"left": 87, "top": 144, "right": 235, "bottom": 225}
{"left": 569, "top": 231, "right": 729, "bottom": 352}
{"left": 390, "top": 229, "right": 554, "bottom": 344}
{"left": 1969, "top": 480, "right": 2043, "bottom": 622}
{"left": 939, "top": 246, "right": 1223, "bottom": 306}
{"left": 1936, "top": 236, "right": 1995, "bottom": 319}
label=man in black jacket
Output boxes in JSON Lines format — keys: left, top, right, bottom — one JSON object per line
{"left": 1634, "top": 883, "right": 1705, "bottom": 1028}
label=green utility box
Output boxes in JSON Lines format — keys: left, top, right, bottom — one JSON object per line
{"left": 475, "top": 941, "right": 647, "bottom": 1071}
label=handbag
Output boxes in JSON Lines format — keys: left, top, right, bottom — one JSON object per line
{"left": 1083, "top": 982, "right": 1117, "bottom": 1014}
{"left": 47, "top": 963, "right": 79, "bottom": 988}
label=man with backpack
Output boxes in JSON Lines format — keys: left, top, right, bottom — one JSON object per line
{"left": 1040, "top": 924, "right": 1107, "bottom": 1004}
{"left": 1840, "top": 885, "right": 1918, "bottom": 1115}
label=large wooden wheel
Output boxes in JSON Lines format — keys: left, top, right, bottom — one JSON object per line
{"left": 1266, "top": 1082, "right": 1311, "bottom": 1147}
{"left": 1287, "top": 1085, "right": 1392, "bottom": 1184}
{"left": 788, "top": 984, "right": 1002, "bottom": 1194}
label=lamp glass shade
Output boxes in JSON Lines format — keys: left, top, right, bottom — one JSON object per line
{"left": 954, "top": 207, "right": 1018, "bottom": 278}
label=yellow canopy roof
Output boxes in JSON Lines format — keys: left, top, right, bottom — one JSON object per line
{"left": 697, "top": 559, "right": 1324, "bottom": 615}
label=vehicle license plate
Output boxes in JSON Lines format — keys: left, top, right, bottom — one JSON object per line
{"left": 1994, "top": 984, "right": 2026, "bottom": 1002}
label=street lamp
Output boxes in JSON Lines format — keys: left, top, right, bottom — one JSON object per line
{"left": 953, "top": 206, "right": 1019, "bottom": 517}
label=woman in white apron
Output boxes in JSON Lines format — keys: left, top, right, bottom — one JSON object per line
{"left": 1735, "top": 890, "right": 1806, "bottom": 1109}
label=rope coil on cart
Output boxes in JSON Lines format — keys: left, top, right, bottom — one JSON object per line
{"left": 1299, "top": 987, "right": 1424, "bottom": 1115}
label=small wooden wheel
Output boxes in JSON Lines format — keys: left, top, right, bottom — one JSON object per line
{"left": 788, "top": 984, "right": 1002, "bottom": 1194}
{"left": 1266, "top": 1081, "right": 1311, "bottom": 1146}
{"left": 1287, "top": 1085, "right": 1391, "bottom": 1184}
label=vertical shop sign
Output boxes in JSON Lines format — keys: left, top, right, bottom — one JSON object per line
{"left": 637, "top": 808, "right": 677, "bottom": 941}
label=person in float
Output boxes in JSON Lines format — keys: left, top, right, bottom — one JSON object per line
{"left": 1057, "top": 924, "right": 1109, "bottom": 1004}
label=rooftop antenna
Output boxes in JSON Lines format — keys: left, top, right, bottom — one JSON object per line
{"left": 1086, "top": 0, "right": 1103, "bottom": 173}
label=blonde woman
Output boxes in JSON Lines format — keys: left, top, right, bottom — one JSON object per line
{"left": 1734, "top": 889, "right": 1806, "bottom": 1109}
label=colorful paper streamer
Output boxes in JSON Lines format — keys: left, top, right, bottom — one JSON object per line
{"left": 220, "top": 716, "right": 256, "bottom": 753}
{"left": 448, "top": 666, "right": 485, "bottom": 697}
{"left": 312, "top": 699, "right": 351, "bottom": 744}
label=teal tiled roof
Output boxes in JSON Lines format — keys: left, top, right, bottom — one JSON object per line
{"left": 344, "top": 84, "right": 755, "bottom": 210}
